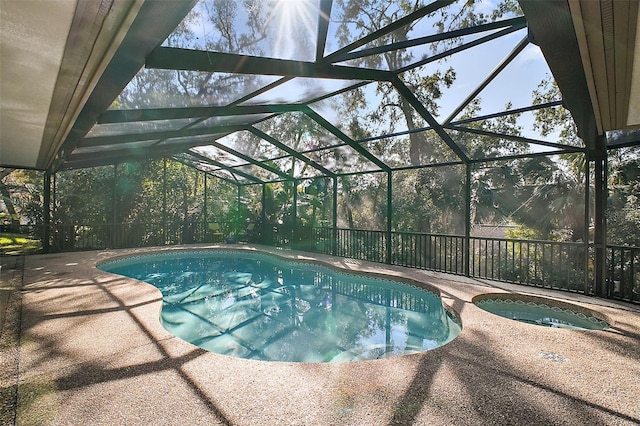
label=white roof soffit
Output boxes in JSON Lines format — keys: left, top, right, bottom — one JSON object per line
{"left": 569, "top": 0, "right": 640, "bottom": 133}
{"left": 0, "top": 0, "right": 77, "bottom": 169}
{"left": 0, "top": 0, "right": 199, "bottom": 171}
{"left": 0, "top": 0, "right": 145, "bottom": 170}
{"left": 627, "top": 6, "right": 640, "bottom": 129}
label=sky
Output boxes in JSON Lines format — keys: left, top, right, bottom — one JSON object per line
{"left": 138, "top": 0, "right": 566, "bottom": 160}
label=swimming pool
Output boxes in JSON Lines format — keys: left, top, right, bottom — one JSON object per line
{"left": 99, "top": 250, "right": 461, "bottom": 362}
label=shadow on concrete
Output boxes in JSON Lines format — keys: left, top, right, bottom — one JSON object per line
{"left": 386, "top": 322, "right": 640, "bottom": 425}
{"left": 17, "top": 262, "right": 235, "bottom": 426}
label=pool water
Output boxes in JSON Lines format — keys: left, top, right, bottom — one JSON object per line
{"left": 474, "top": 296, "right": 609, "bottom": 330}
{"left": 99, "top": 250, "right": 461, "bottom": 362}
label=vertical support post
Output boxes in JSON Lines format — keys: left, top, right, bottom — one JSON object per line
{"left": 162, "top": 158, "right": 167, "bottom": 244}
{"left": 112, "top": 163, "right": 118, "bottom": 248}
{"left": 203, "top": 172, "right": 208, "bottom": 242}
{"left": 237, "top": 185, "right": 242, "bottom": 237}
{"left": 261, "top": 184, "right": 267, "bottom": 245}
{"left": 292, "top": 179, "right": 298, "bottom": 247}
{"left": 584, "top": 155, "right": 591, "bottom": 294}
{"left": 464, "top": 163, "right": 472, "bottom": 277}
{"left": 52, "top": 173, "right": 57, "bottom": 250}
{"left": 43, "top": 171, "right": 52, "bottom": 253}
{"left": 332, "top": 177, "right": 338, "bottom": 256}
{"left": 593, "top": 151, "right": 607, "bottom": 297}
{"left": 291, "top": 158, "right": 296, "bottom": 247}
{"left": 386, "top": 171, "right": 392, "bottom": 264}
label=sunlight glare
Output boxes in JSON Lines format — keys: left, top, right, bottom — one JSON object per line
{"left": 268, "top": 0, "right": 319, "bottom": 61}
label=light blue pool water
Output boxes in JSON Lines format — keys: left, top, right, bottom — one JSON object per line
{"left": 474, "top": 295, "right": 609, "bottom": 330}
{"left": 99, "top": 250, "right": 461, "bottom": 362}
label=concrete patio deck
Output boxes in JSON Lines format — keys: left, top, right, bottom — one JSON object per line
{"left": 1, "top": 244, "right": 639, "bottom": 425}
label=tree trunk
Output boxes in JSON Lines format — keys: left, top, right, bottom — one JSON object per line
{"left": 0, "top": 182, "right": 21, "bottom": 229}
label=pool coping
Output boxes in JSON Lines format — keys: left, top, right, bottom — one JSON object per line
{"left": 7, "top": 243, "right": 640, "bottom": 425}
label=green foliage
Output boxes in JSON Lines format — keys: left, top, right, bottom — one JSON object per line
{"left": 338, "top": 173, "right": 388, "bottom": 230}
{"left": 297, "top": 177, "right": 333, "bottom": 228}
{"left": 504, "top": 225, "right": 549, "bottom": 241}
{"left": 55, "top": 166, "right": 114, "bottom": 225}
{"left": 471, "top": 155, "right": 589, "bottom": 241}
{"left": 608, "top": 148, "right": 640, "bottom": 246}
{"left": 1, "top": 169, "right": 44, "bottom": 227}
{"left": 532, "top": 77, "right": 581, "bottom": 145}
{"left": 48, "top": 158, "right": 240, "bottom": 248}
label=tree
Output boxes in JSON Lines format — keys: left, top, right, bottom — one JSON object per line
{"left": 335, "top": 0, "right": 455, "bottom": 165}
{"left": 0, "top": 168, "right": 43, "bottom": 229}
{"left": 329, "top": 0, "right": 526, "bottom": 235}
{"left": 118, "top": 0, "right": 271, "bottom": 110}
{"left": 607, "top": 147, "right": 640, "bottom": 246}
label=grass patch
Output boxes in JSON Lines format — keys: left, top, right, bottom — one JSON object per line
{"left": 16, "top": 378, "right": 58, "bottom": 425}
{"left": 0, "top": 233, "right": 42, "bottom": 255}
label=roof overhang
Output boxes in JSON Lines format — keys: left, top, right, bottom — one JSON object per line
{"left": 1, "top": 0, "right": 78, "bottom": 169}
{"left": 520, "top": 0, "right": 640, "bottom": 149}
{"left": 0, "top": 0, "right": 196, "bottom": 170}
{"left": 1, "top": 0, "right": 639, "bottom": 172}
{"left": 570, "top": 0, "right": 640, "bottom": 133}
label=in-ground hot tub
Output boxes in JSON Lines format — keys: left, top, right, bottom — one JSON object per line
{"left": 473, "top": 293, "right": 610, "bottom": 330}
{"left": 98, "top": 249, "right": 461, "bottom": 362}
